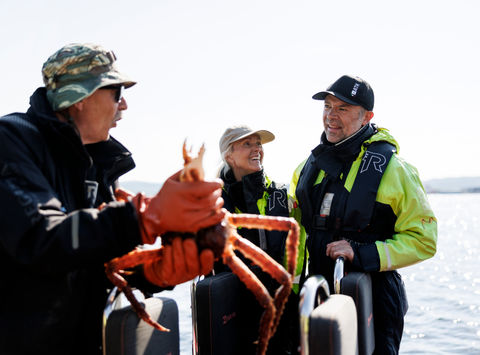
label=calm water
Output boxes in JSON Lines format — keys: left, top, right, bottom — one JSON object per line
{"left": 158, "top": 193, "right": 480, "bottom": 354}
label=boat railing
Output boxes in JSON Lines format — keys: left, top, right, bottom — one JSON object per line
{"left": 334, "top": 256, "right": 345, "bottom": 294}
{"left": 298, "top": 275, "right": 331, "bottom": 355}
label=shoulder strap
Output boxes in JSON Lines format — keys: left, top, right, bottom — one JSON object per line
{"left": 295, "top": 154, "right": 319, "bottom": 234}
{"left": 342, "top": 141, "right": 396, "bottom": 231}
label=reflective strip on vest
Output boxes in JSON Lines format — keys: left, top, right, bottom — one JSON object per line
{"left": 71, "top": 212, "right": 80, "bottom": 250}
{"left": 383, "top": 242, "right": 392, "bottom": 270}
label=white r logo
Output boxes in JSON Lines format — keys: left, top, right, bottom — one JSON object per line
{"left": 85, "top": 180, "right": 99, "bottom": 207}
{"left": 360, "top": 151, "right": 387, "bottom": 173}
{"left": 268, "top": 190, "right": 287, "bottom": 211}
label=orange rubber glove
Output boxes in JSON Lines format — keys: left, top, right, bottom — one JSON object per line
{"left": 114, "top": 187, "right": 147, "bottom": 204}
{"left": 116, "top": 170, "right": 225, "bottom": 244}
{"left": 143, "top": 237, "right": 215, "bottom": 287}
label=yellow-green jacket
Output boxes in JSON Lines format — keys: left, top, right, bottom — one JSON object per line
{"left": 289, "top": 126, "right": 437, "bottom": 275}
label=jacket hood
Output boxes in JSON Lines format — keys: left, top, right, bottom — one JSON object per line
{"left": 26, "top": 87, "right": 90, "bottom": 163}
{"left": 28, "top": 87, "right": 59, "bottom": 122}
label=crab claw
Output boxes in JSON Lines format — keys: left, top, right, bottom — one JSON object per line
{"left": 180, "top": 140, "right": 205, "bottom": 182}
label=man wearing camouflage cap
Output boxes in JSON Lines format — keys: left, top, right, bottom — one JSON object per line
{"left": 0, "top": 43, "right": 225, "bottom": 354}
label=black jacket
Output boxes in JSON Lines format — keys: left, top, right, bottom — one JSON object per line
{"left": 0, "top": 88, "right": 145, "bottom": 354}
{"left": 219, "top": 168, "right": 289, "bottom": 266}
{"left": 217, "top": 169, "right": 299, "bottom": 355}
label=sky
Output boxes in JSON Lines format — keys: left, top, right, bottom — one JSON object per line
{"left": 1, "top": 0, "right": 479, "bottom": 188}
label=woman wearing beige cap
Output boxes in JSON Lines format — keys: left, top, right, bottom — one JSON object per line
{"left": 218, "top": 125, "right": 287, "bottom": 263}
{"left": 215, "top": 124, "right": 298, "bottom": 354}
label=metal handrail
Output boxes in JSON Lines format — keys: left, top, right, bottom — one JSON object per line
{"left": 299, "top": 275, "right": 330, "bottom": 355}
{"left": 102, "top": 287, "right": 119, "bottom": 355}
{"left": 334, "top": 256, "right": 345, "bottom": 294}
{"left": 191, "top": 275, "right": 204, "bottom": 355}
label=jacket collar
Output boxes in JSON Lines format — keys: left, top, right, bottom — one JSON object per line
{"left": 311, "top": 123, "right": 376, "bottom": 179}
{"left": 85, "top": 138, "right": 135, "bottom": 185}
{"left": 221, "top": 168, "right": 267, "bottom": 214}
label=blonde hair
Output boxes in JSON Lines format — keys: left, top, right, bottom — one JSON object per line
{"left": 217, "top": 143, "right": 234, "bottom": 177}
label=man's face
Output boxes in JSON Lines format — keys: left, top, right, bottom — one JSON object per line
{"left": 73, "top": 86, "right": 127, "bottom": 144}
{"left": 322, "top": 95, "right": 372, "bottom": 143}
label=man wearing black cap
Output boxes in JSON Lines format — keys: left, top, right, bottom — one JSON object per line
{"left": 289, "top": 75, "right": 437, "bottom": 354}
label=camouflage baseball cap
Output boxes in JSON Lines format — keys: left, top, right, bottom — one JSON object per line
{"left": 42, "top": 43, "right": 136, "bottom": 111}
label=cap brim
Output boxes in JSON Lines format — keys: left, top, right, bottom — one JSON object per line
{"left": 50, "top": 75, "right": 136, "bottom": 111}
{"left": 231, "top": 129, "right": 275, "bottom": 145}
{"left": 312, "top": 90, "right": 361, "bottom": 107}
{"left": 98, "top": 68, "right": 136, "bottom": 88}
{"left": 256, "top": 129, "right": 275, "bottom": 144}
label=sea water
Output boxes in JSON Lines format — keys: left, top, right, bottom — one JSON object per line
{"left": 158, "top": 193, "right": 480, "bottom": 354}
{"left": 401, "top": 193, "right": 480, "bottom": 354}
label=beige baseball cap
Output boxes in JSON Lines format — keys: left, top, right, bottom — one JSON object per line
{"left": 219, "top": 125, "right": 275, "bottom": 156}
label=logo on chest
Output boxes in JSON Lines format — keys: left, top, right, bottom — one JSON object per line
{"left": 85, "top": 180, "right": 99, "bottom": 207}
{"left": 360, "top": 151, "right": 387, "bottom": 174}
{"left": 268, "top": 190, "right": 287, "bottom": 212}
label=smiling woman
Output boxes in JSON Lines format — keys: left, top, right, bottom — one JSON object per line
{"left": 194, "top": 124, "right": 305, "bottom": 354}
{"left": 216, "top": 125, "right": 280, "bottom": 249}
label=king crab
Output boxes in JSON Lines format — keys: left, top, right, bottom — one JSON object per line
{"left": 105, "top": 142, "right": 299, "bottom": 355}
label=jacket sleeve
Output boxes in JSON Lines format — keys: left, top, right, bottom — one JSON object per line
{"left": 0, "top": 121, "right": 143, "bottom": 275}
{"left": 369, "top": 155, "right": 437, "bottom": 271}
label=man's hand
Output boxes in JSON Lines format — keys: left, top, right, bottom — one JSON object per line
{"left": 143, "top": 170, "right": 225, "bottom": 236}
{"left": 326, "top": 240, "right": 354, "bottom": 262}
{"left": 143, "top": 237, "right": 214, "bottom": 287}
{"left": 117, "top": 170, "right": 225, "bottom": 244}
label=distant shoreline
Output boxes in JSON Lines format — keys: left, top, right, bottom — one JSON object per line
{"left": 423, "top": 176, "right": 480, "bottom": 194}
{"left": 427, "top": 190, "right": 480, "bottom": 194}
{"left": 119, "top": 177, "right": 480, "bottom": 195}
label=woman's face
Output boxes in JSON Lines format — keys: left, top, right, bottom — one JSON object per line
{"left": 226, "top": 134, "right": 264, "bottom": 181}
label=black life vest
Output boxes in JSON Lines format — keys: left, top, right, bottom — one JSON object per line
{"left": 220, "top": 169, "right": 289, "bottom": 264}
{"left": 295, "top": 125, "right": 396, "bottom": 278}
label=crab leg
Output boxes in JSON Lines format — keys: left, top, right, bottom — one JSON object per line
{"left": 227, "top": 214, "right": 300, "bottom": 343}
{"left": 222, "top": 236, "right": 276, "bottom": 355}
{"left": 105, "top": 248, "right": 170, "bottom": 332}
{"left": 227, "top": 214, "right": 300, "bottom": 276}
{"left": 230, "top": 229, "right": 291, "bottom": 287}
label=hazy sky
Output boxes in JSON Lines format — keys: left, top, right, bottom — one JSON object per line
{"left": 1, "top": 0, "right": 479, "bottom": 187}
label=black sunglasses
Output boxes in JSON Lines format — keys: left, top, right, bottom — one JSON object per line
{"left": 100, "top": 85, "right": 124, "bottom": 102}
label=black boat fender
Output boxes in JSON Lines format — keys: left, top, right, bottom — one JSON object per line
{"left": 103, "top": 287, "right": 180, "bottom": 355}
{"left": 299, "top": 275, "right": 358, "bottom": 355}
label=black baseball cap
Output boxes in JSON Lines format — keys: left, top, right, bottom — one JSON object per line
{"left": 312, "top": 75, "right": 374, "bottom": 111}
